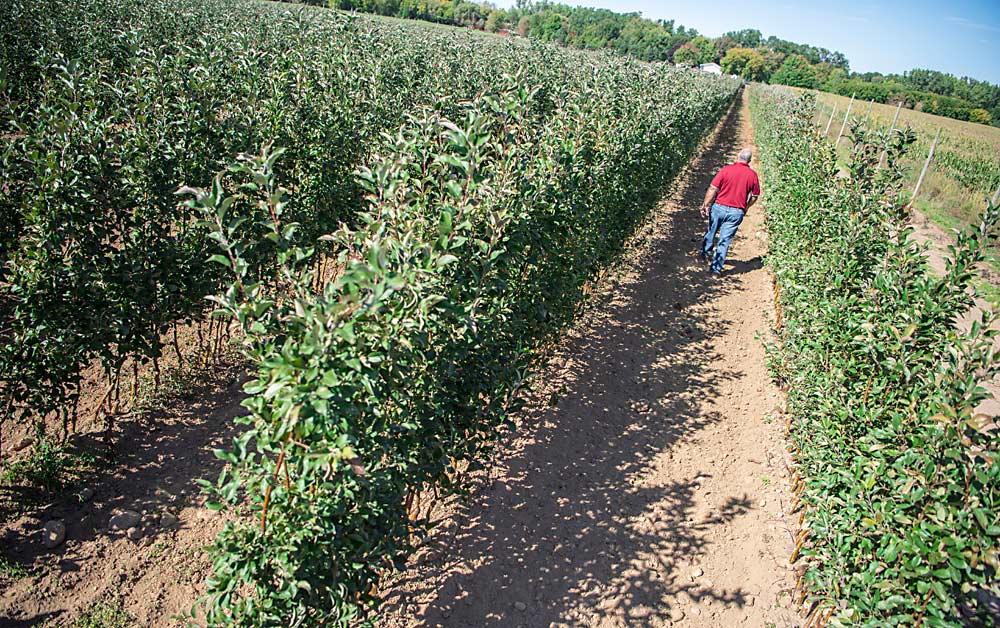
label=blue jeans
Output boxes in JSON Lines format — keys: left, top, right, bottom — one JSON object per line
{"left": 702, "top": 203, "right": 744, "bottom": 274}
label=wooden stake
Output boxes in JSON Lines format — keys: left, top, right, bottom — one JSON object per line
{"left": 260, "top": 445, "right": 288, "bottom": 534}
{"left": 878, "top": 101, "right": 903, "bottom": 169}
{"left": 213, "top": 319, "right": 225, "bottom": 359}
{"left": 196, "top": 319, "right": 205, "bottom": 357}
{"left": 836, "top": 94, "right": 855, "bottom": 144}
{"left": 131, "top": 360, "right": 139, "bottom": 407}
{"left": 111, "top": 366, "right": 122, "bottom": 414}
{"left": 172, "top": 324, "right": 183, "bottom": 366}
{"left": 202, "top": 318, "right": 215, "bottom": 367}
{"left": 95, "top": 379, "right": 115, "bottom": 420}
{"left": 912, "top": 127, "right": 942, "bottom": 201}
{"left": 152, "top": 354, "right": 161, "bottom": 390}
{"left": 862, "top": 99, "right": 874, "bottom": 124}
{"left": 992, "top": 181, "right": 1000, "bottom": 207}
{"left": 823, "top": 104, "right": 837, "bottom": 136}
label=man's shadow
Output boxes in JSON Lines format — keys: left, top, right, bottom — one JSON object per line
{"left": 724, "top": 255, "right": 763, "bottom": 276}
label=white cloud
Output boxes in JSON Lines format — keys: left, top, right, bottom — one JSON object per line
{"left": 945, "top": 16, "right": 1000, "bottom": 33}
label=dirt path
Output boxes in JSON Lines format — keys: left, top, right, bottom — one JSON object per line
{"left": 0, "top": 92, "right": 800, "bottom": 628}
{"left": 377, "top": 93, "right": 798, "bottom": 627}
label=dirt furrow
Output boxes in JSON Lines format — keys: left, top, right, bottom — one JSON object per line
{"left": 377, "top": 92, "right": 798, "bottom": 628}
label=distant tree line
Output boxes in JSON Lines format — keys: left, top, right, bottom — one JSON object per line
{"left": 327, "top": 0, "right": 999, "bottom": 126}
{"left": 821, "top": 68, "right": 998, "bottom": 126}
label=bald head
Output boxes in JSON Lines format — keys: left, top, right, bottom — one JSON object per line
{"left": 737, "top": 148, "right": 753, "bottom": 163}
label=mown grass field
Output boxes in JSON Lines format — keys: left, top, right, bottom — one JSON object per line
{"left": 810, "top": 90, "right": 1000, "bottom": 228}
{"left": 806, "top": 90, "right": 1000, "bottom": 304}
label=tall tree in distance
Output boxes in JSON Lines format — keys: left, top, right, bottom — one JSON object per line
{"left": 771, "top": 54, "right": 819, "bottom": 88}
{"left": 721, "top": 47, "right": 765, "bottom": 81}
{"left": 714, "top": 36, "right": 739, "bottom": 59}
{"left": 724, "top": 28, "right": 763, "bottom": 48}
{"left": 672, "top": 41, "right": 700, "bottom": 66}
{"left": 517, "top": 15, "right": 530, "bottom": 37}
{"left": 484, "top": 9, "right": 500, "bottom": 32}
{"left": 688, "top": 35, "right": 718, "bottom": 64}
{"left": 760, "top": 48, "right": 787, "bottom": 81}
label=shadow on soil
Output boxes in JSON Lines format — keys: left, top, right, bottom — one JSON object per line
{"left": 379, "top": 97, "right": 761, "bottom": 626}
{"left": 0, "top": 360, "right": 247, "bottom": 624}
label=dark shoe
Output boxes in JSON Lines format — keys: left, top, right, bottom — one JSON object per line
{"left": 710, "top": 271, "right": 722, "bottom": 279}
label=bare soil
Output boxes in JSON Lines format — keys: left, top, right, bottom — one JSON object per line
{"left": 1, "top": 92, "right": 800, "bottom": 627}
{"left": 0, "top": 361, "right": 247, "bottom": 627}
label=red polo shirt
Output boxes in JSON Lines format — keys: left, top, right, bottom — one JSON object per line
{"left": 711, "top": 162, "right": 760, "bottom": 210}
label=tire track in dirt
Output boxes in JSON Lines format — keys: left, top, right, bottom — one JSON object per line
{"left": 377, "top": 91, "right": 799, "bottom": 627}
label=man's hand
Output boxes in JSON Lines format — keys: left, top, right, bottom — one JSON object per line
{"left": 701, "top": 185, "right": 718, "bottom": 219}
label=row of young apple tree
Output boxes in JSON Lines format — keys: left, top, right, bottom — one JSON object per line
{"left": 186, "top": 60, "right": 737, "bottom": 628}
{"left": 0, "top": 0, "right": 736, "bottom": 451}
{"left": 3, "top": 0, "right": 740, "bottom": 622}
{"left": 750, "top": 84, "right": 999, "bottom": 626}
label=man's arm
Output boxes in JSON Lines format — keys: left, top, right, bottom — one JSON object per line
{"left": 745, "top": 175, "right": 761, "bottom": 211}
{"left": 700, "top": 185, "right": 719, "bottom": 218}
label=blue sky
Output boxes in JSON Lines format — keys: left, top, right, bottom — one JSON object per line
{"left": 492, "top": 0, "right": 1000, "bottom": 84}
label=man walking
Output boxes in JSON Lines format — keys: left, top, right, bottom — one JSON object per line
{"left": 699, "top": 148, "right": 760, "bottom": 277}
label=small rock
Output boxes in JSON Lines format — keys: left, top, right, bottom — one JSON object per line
{"left": 514, "top": 601, "right": 527, "bottom": 612}
{"left": 79, "top": 487, "right": 95, "bottom": 502}
{"left": 110, "top": 510, "right": 141, "bottom": 531}
{"left": 627, "top": 606, "right": 649, "bottom": 619}
{"left": 159, "top": 512, "right": 178, "bottom": 528}
{"left": 759, "top": 500, "right": 766, "bottom": 508}
{"left": 691, "top": 566, "right": 704, "bottom": 579}
{"left": 126, "top": 526, "right": 143, "bottom": 541}
{"left": 14, "top": 436, "right": 34, "bottom": 452}
{"left": 670, "top": 608, "right": 685, "bottom": 621}
{"left": 43, "top": 520, "right": 66, "bottom": 548}
{"left": 747, "top": 595, "right": 755, "bottom": 607}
